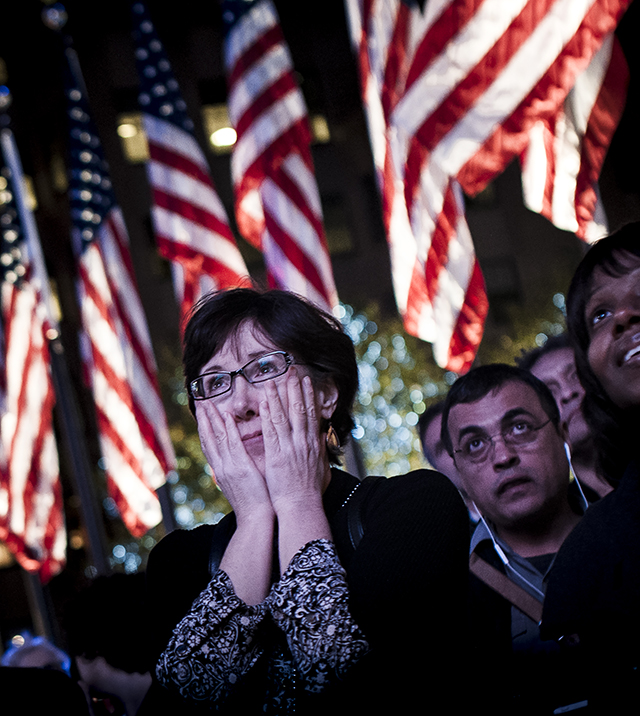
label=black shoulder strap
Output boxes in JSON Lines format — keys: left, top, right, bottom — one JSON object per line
{"left": 347, "top": 475, "right": 383, "bottom": 550}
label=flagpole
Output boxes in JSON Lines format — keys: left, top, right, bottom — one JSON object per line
{"left": 1, "top": 128, "right": 110, "bottom": 576}
{"left": 21, "top": 570, "right": 55, "bottom": 642}
{"left": 48, "top": 342, "right": 110, "bottom": 575}
{"left": 156, "top": 483, "right": 177, "bottom": 533}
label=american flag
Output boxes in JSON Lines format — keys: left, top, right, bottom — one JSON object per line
{"left": 65, "top": 49, "right": 176, "bottom": 538}
{"left": 520, "top": 32, "right": 629, "bottom": 243}
{"left": 0, "top": 128, "right": 66, "bottom": 583}
{"left": 131, "top": 2, "right": 250, "bottom": 324}
{"left": 345, "top": 0, "right": 630, "bottom": 372}
{"left": 222, "top": 0, "right": 339, "bottom": 312}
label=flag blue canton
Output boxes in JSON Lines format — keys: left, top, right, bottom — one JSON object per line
{"left": 0, "top": 165, "right": 27, "bottom": 287}
{"left": 221, "top": 0, "right": 259, "bottom": 31}
{"left": 131, "top": 3, "right": 194, "bottom": 133}
{"left": 64, "top": 56, "right": 115, "bottom": 249}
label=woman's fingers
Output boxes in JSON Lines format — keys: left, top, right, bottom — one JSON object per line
{"left": 196, "top": 401, "right": 230, "bottom": 465}
{"left": 261, "top": 370, "right": 327, "bottom": 503}
{"left": 265, "top": 375, "right": 290, "bottom": 426}
{"left": 259, "top": 378, "right": 288, "bottom": 459}
{"left": 299, "top": 374, "right": 319, "bottom": 433}
{"left": 196, "top": 402, "right": 272, "bottom": 517}
{"left": 287, "top": 371, "right": 311, "bottom": 430}
{"left": 273, "top": 369, "right": 318, "bottom": 430}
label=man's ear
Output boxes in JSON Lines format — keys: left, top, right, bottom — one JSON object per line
{"left": 560, "top": 419, "right": 571, "bottom": 446}
{"left": 317, "top": 379, "right": 339, "bottom": 420}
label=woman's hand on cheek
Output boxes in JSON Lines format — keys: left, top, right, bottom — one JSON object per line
{"left": 260, "top": 371, "right": 327, "bottom": 513}
{"left": 196, "top": 402, "right": 273, "bottom": 523}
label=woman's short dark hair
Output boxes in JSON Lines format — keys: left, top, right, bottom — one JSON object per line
{"left": 183, "top": 288, "right": 358, "bottom": 460}
{"left": 565, "top": 222, "right": 640, "bottom": 484}
{"left": 440, "top": 364, "right": 561, "bottom": 457}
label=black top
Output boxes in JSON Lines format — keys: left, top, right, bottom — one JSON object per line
{"left": 139, "top": 468, "right": 470, "bottom": 715}
{"left": 467, "top": 542, "right": 590, "bottom": 716}
{"left": 541, "top": 458, "right": 640, "bottom": 712}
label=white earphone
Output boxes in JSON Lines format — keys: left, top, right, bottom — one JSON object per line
{"left": 564, "top": 441, "right": 589, "bottom": 511}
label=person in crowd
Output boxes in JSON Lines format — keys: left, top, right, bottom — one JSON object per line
{"left": 418, "top": 401, "right": 480, "bottom": 523}
{"left": 441, "top": 364, "right": 588, "bottom": 714}
{"left": 0, "top": 633, "right": 89, "bottom": 714}
{"left": 516, "top": 334, "right": 611, "bottom": 498}
{"left": 64, "top": 573, "right": 155, "bottom": 716}
{"left": 140, "top": 288, "right": 470, "bottom": 716}
{"left": 541, "top": 224, "right": 640, "bottom": 712}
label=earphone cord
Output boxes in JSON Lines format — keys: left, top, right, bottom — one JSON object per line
{"left": 564, "top": 442, "right": 590, "bottom": 512}
{"left": 475, "top": 507, "right": 546, "bottom": 601}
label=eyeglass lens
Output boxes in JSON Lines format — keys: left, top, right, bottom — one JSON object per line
{"left": 191, "top": 352, "right": 290, "bottom": 399}
{"left": 459, "top": 420, "right": 549, "bottom": 462}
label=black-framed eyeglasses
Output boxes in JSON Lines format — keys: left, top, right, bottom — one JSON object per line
{"left": 189, "top": 351, "right": 295, "bottom": 400}
{"left": 453, "top": 418, "right": 552, "bottom": 464}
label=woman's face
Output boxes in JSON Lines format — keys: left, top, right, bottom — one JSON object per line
{"left": 585, "top": 251, "right": 640, "bottom": 409}
{"left": 195, "top": 321, "right": 335, "bottom": 473}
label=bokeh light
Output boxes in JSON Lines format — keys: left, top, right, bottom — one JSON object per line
{"left": 337, "top": 303, "right": 450, "bottom": 476}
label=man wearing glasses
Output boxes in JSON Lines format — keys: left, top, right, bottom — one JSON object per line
{"left": 440, "top": 364, "right": 588, "bottom": 716}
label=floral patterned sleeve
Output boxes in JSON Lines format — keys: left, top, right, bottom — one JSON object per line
{"left": 156, "top": 540, "right": 370, "bottom": 706}
{"left": 268, "top": 539, "right": 370, "bottom": 692}
{"left": 156, "top": 568, "right": 267, "bottom": 704}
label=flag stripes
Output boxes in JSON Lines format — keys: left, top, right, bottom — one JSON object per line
{"left": 347, "top": 0, "right": 488, "bottom": 372}
{"left": 451, "top": 0, "right": 629, "bottom": 193}
{"left": 0, "top": 130, "right": 66, "bottom": 582}
{"left": 132, "top": 3, "right": 249, "bottom": 324}
{"left": 224, "top": 0, "right": 338, "bottom": 312}
{"left": 346, "top": 0, "right": 629, "bottom": 372}
{"left": 74, "top": 218, "right": 166, "bottom": 536}
{"left": 521, "top": 33, "right": 629, "bottom": 241}
{"left": 65, "top": 48, "right": 176, "bottom": 537}
{"left": 1, "top": 286, "right": 63, "bottom": 581}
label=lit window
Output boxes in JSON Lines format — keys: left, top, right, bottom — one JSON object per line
{"left": 310, "top": 114, "right": 330, "bottom": 143}
{"left": 211, "top": 126, "right": 237, "bottom": 149}
{"left": 202, "top": 104, "right": 236, "bottom": 155}
{"left": 116, "top": 113, "right": 149, "bottom": 163}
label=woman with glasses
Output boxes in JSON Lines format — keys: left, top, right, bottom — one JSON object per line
{"left": 541, "top": 224, "right": 640, "bottom": 712}
{"left": 140, "top": 288, "right": 470, "bottom": 716}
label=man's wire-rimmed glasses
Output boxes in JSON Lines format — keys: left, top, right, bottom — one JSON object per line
{"left": 189, "top": 351, "right": 295, "bottom": 400}
{"left": 453, "top": 418, "right": 552, "bottom": 464}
